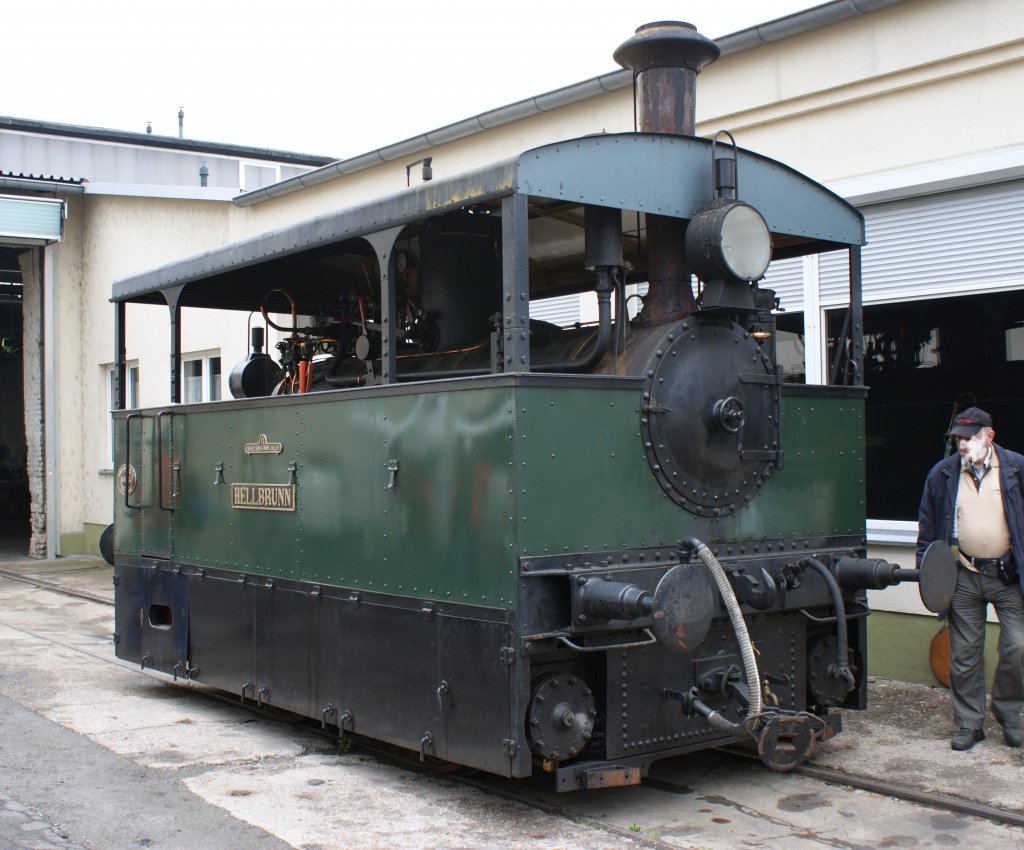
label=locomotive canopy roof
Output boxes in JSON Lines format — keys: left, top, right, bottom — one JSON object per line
{"left": 112, "top": 133, "right": 865, "bottom": 311}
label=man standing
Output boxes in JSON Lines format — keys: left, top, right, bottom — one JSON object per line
{"left": 917, "top": 406, "right": 1024, "bottom": 750}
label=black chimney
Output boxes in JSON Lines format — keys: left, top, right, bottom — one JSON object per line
{"left": 614, "top": 22, "right": 720, "bottom": 324}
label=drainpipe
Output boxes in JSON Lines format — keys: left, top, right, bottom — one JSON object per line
{"left": 42, "top": 245, "right": 59, "bottom": 558}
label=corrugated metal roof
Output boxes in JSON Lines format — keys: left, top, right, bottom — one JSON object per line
{"left": 0, "top": 115, "right": 335, "bottom": 166}
{"left": 0, "top": 171, "right": 84, "bottom": 186}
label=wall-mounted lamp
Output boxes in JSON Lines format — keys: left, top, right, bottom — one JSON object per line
{"left": 405, "top": 157, "right": 433, "bottom": 187}
{"left": 199, "top": 161, "right": 209, "bottom": 188}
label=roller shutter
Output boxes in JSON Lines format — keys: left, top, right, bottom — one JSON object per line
{"left": 762, "top": 256, "right": 804, "bottom": 313}
{"left": 820, "top": 179, "right": 1024, "bottom": 308}
{"left": 0, "top": 195, "right": 65, "bottom": 246}
{"left": 530, "top": 293, "right": 582, "bottom": 327}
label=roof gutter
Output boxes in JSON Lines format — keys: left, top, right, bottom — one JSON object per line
{"left": 0, "top": 176, "right": 85, "bottom": 195}
{"left": 234, "top": 0, "right": 908, "bottom": 208}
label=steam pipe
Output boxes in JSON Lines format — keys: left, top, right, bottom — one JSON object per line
{"left": 533, "top": 274, "right": 613, "bottom": 373}
{"left": 689, "top": 695, "right": 745, "bottom": 735}
{"left": 796, "top": 558, "right": 856, "bottom": 692}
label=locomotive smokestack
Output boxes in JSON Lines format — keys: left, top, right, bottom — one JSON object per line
{"left": 615, "top": 22, "right": 720, "bottom": 325}
{"left": 614, "top": 21, "right": 719, "bottom": 134}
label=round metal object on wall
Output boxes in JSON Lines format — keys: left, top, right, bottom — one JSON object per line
{"left": 757, "top": 714, "right": 816, "bottom": 771}
{"left": 918, "top": 540, "right": 956, "bottom": 614}
{"left": 526, "top": 673, "right": 596, "bottom": 761}
{"left": 651, "top": 564, "right": 714, "bottom": 653}
{"left": 640, "top": 316, "right": 780, "bottom": 515}
{"left": 807, "top": 636, "right": 857, "bottom": 707}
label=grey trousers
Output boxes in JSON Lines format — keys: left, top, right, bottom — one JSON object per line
{"left": 948, "top": 566, "right": 1024, "bottom": 729}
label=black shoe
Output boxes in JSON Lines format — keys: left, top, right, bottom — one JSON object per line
{"left": 951, "top": 727, "right": 985, "bottom": 750}
{"left": 1001, "top": 724, "right": 1023, "bottom": 748}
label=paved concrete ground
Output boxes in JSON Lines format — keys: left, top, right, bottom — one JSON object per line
{"left": 0, "top": 556, "right": 646, "bottom": 850}
{"left": 0, "top": 789, "right": 88, "bottom": 850}
{"left": 2, "top": 554, "right": 1022, "bottom": 849}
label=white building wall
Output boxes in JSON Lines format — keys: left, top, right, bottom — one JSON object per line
{"left": 231, "top": 0, "right": 1024, "bottom": 232}
{"left": 67, "top": 194, "right": 247, "bottom": 542}
{"left": 231, "top": 93, "right": 635, "bottom": 237}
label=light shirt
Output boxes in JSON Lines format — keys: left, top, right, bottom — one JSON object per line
{"left": 955, "top": 448, "right": 1011, "bottom": 569}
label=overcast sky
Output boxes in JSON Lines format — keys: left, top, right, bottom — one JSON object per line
{"left": 6, "top": 0, "right": 815, "bottom": 159}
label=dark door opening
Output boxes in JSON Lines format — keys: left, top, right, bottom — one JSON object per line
{"left": 0, "top": 247, "right": 29, "bottom": 557}
{"left": 827, "top": 290, "right": 1024, "bottom": 522}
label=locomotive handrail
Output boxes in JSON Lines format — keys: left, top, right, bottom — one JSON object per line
{"left": 156, "top": 410, "right": 176, "bottom": 512}
{"left": 798, "top": 601, "right": 870, "bottom": 624}
{"left": 124, "top": 413, "right": 143, "bottom": 511}
{"left": 555, "top": 629, "right": 657, "bottom": 653}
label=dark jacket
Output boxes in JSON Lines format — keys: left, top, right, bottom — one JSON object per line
{"left": 916, "top": 443, "right": 1024, "bottom": 594}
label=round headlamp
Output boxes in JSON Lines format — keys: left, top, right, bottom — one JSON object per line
{"left": 685, "top": 201, "right": 772, "bottom": 283}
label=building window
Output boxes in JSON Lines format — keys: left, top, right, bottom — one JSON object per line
{"left": 209, "top": 356, "right": 222, "bottom": 401}
{"left": 106, "top": 363, "right": 139, "bottom": 466}
{"left": 183, "top": 352, "right": 222, "bottom": 403}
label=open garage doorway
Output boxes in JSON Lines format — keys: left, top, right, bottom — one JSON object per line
{"left": 0, "top": 247, "right": 29, "bottom": 556}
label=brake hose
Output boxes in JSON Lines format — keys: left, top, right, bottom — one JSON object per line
{"left": 683, "top": 537, "right": 763, "bottom": 719}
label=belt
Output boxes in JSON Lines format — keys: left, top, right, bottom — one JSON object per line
{"left": 960, "top": 552, "right": 1013, "bottom": 575}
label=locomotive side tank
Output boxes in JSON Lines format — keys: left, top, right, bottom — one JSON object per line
{"left": 108, "top": 22, "right": 953, "bottom": 790}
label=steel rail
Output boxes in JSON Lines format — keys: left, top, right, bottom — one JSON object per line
{"left": 793, "top": 761, "right": 1024, "bottom": 829}
{"left": 712, "top": 747, "right": 1024, "bottom": 830}
{"left": 0, "top": 566, "right": 114, "bottom": 606}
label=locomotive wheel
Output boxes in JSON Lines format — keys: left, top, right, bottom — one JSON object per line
{"left": 526, "top": 673, "right": 596, "bottom": 762}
